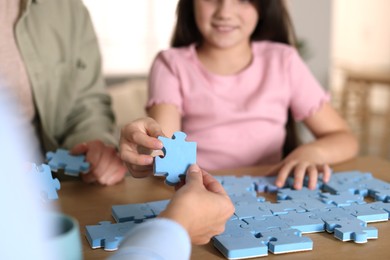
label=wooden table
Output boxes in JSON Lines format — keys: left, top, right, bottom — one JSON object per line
{"left": 59, "top": 156, "right": 390, "bottom": 260}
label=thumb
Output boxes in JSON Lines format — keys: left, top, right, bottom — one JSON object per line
{"left": 185, "top": 164, "right": 203, "bottom": 186}
{"left": 70, "top": 142, "right": 89, "bottom": 155}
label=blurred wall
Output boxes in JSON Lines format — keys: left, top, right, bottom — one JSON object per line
{"left": 288, "top": 0, "right": 332, "bottom": 89}
{"left": 332, "top": 0, "right": 390, "bottom": 69}
{"left": 331, "top": 0, "right": 390, "bottom": 113}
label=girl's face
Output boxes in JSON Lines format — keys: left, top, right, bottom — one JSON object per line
{"left": 194, "top": 0, "right": 259, "bottom": 50}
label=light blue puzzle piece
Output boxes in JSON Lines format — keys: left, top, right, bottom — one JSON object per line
{"left": 372, "top": 188, "right": 390, "bottom": 202}
{"left": 254, "top": 176, "right": 279, "bottom": 193}
{"left": 234, "top": 202, "right": 273, "bottom": 220}
{"left": 256, "top": 228, "right": 313, "bottom": 254}
{"left": 286, "top": 175, "right": 324, "bottom": 190}
{"left": 229, "top": 193, "right": 265, "bottom": 205}
{"left": 323, "top": 171, "right": 373, "bottom": 196}
{"left": 85, "top": 221, "right": 140, "bottom": 251}
{"left": 320, "top": 191, "right": 365, "bottom": 207}
{"left": 279, "top": 212, "right": 325, "bottom": 233}
{"left": 342, "top": 202, "right": 389, "bottom": 223}
{"left": 296, "top": 197, "right": 336, "bottom": 211}
{"left": 309, "top": 207, "right": 355, "bottom": 222}
{"left": 154, "top": 131, "right": 196, "bottom": 185}
{"left": 213, "top": 219, "right": 268, "bottom": 259}
{"left": 221, "top": 176, "right": 257, "bottom": 196}
{"left": 46, "top": 148, "right": 90, "bottom": 176}
{"left": 256, "top": 200, "right": 306, "bottom": 216}
{"left": 147, "top": 200, "right": 170, "bottom": 215}
{"left": 242, "top": 216, "right": 291, "bottom": 232}
{"left": 29, "top": 163, "right": 60, "bottom": 201}
{"left": 324, "top": 218, "right": 378, "bottom": 243}
{"left": 368, "top": 201, "right": 390, "bottom": 218}
{"left": 277, "top": 187, "right": 322, "bottom": 201}
{"left": 112, "top": 203, "right": 156, "bottom": 223}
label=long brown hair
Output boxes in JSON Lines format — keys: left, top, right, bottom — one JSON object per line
{"left": 171, "top": 0, "right": 297, "bottom": 47}
{"left": 171, "top": 0, "right": 300, "bottom": 156}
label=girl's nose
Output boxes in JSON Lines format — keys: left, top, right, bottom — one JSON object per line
{"left": 214, "top": 0, "right": 234, "bottom": 20}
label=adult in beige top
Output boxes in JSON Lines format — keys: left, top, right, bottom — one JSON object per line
{"left": 0, "top": 0, "right": 126, "bottom": 185}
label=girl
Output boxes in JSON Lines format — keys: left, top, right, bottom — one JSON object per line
{"left": 120, "top": 0, "right": 358, "bottom": 190}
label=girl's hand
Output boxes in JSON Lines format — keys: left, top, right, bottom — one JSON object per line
{"left": 119, "top": 117, "right": 164, "bottom": 178}
{"left": 274, "top": 160, "right": 332, "bottom": 190}
{"left": 268, "top": 145, "right": 332, "bottom": 190}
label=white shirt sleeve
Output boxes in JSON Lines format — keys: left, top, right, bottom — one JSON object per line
{"left": 109, "top": 218, "right": 191, "bottom": 260}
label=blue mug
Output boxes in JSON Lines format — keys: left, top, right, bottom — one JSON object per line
{"left": 48, "top": 213, "right": 82, "bottom": 260}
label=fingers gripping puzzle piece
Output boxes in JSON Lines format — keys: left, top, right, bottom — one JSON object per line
{"left": 29, "top": 163, "right": 60, "bottom": 201}
{"left": 46, "top": 149, "right": 90, "bottom": 176}
{"left": 154, "top": 131, "right": 197, "bottom": 185}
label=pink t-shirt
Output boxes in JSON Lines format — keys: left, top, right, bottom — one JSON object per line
{"left": 147, "top": 41, "right": 329, "bottom": 171}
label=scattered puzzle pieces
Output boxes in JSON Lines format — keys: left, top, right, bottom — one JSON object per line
{"left": 46, "top": 148, "right": 90, "bottom": 176}
{"left": 28, "top": 163, "right": 60, "bottom": 201}
{"left": 85, "top": 170, "right": 390, "bottom": 259}
{"left": 154, "top": 131, "right": 196, "bottom": 185}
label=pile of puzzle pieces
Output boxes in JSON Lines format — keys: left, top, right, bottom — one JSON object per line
{"left": 85, "top": 170, "right": 390, "bottom": 258}
{"left": 212, "top": 171, "right": 390, "bottom": 259}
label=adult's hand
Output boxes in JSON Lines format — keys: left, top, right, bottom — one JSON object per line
{"left": 71, "top": 140, "right": 127, "bottom": 185}
{"left": 159, "top": 164, "right": 235, "bottom": 245}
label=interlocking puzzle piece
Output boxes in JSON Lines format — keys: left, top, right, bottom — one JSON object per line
{"left": 242, "top": 216, "right": 291, "bottom": 232}
{"left": 229, "top": 193, "right": 265, "bottom": 205}
{"left": 223, "top": 181, "right": 257, "bottom": 197}
{"left": 154, "top": 131, "right": 196, "bottom": 186}
{"left": 323, "top": 171, "right": 373, "bottom": 196}
{"left": 296, "top": 197, "right": 336, "bottom": 211}
{"left": 285, "top": 175, "right": 324, "bottom": 190}
{"left": 278, "top": 212, "right": 325, "bottom": 233}
{"left": 234, "top": 202, "right": 273, "bottom": 220}
{"left": 258, "top": 200, "right": 306, "bottom": 216}
{"left": 324, "top": 218, "right": 378, "bottom": 243}
{"left": 277, "top": 187, "right": 322, "bottom": 201}
{"left": 309, "top": 207, "right": 355, "bottom": 222}
{"left": 147, "top": 200, "right": 170, "bottom": 215}
{"left": 112, "top": 203, "right": 156, "bottom": 223}
{"left": 256, "top": 228, "right": 313, "bottom": 254}
{"left": 46, "top": 148, "right": 90, "bottom": 176}
{"left": 111, "top": 200, "right": 170, "bottom": 223}
{"left": 253, "top": 176, "right": 279, "bottom": 193}
{"left": 213, "top": 220, "right": 268, "bottom": 259}
{"left": 342, "top": 202, "right": 389, "bottom": 223}
{"left": 320, "top": 191, "right": 365, "bottom": 207}
{"left": 371, "top": 188, "right": 390, "bottom": 202}
{"left": 85, "top": 221, "right": 139, "bottom": 251}
{"left": 368, "top": 201, "right": 390, "bottom": 218}
{"left": 29, "top": 163, "right": 60, "bottom": 201}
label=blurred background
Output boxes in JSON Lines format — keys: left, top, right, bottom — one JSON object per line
{"left": 82, "top": 0, "right": 390, "bottom": 160}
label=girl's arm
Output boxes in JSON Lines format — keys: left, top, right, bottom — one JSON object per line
{"left": 275, "top": 102, "right": 359, "bottom": 190}
{"left": 148, "top": 103, "right": 182, "bottom": 138}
